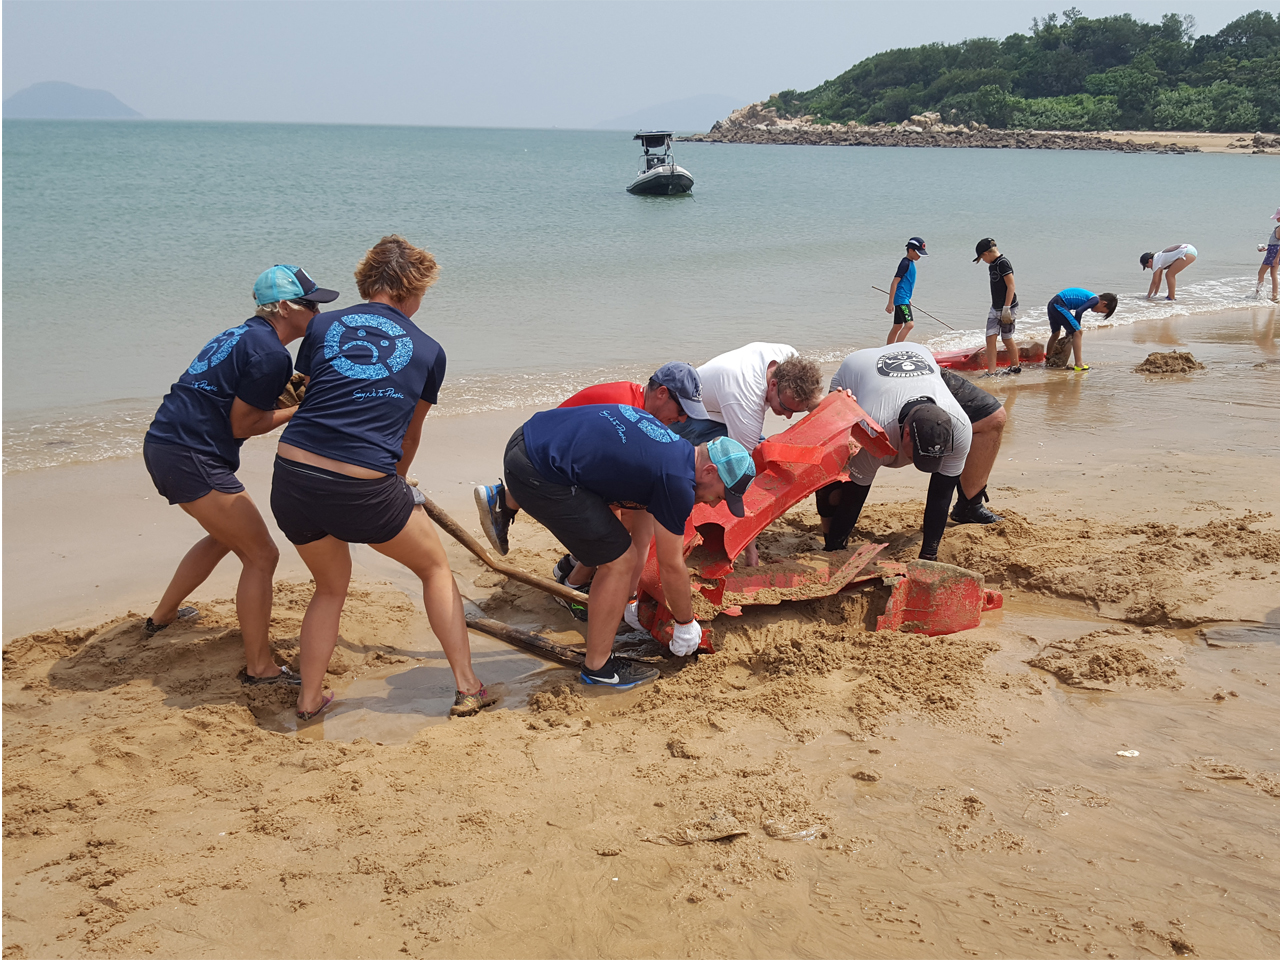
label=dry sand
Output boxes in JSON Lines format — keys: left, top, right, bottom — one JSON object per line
{"left": 4, "top": 306, "right": 1279, "bottom": 958}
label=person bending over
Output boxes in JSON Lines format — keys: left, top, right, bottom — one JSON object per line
{"left": 143, "top": 264, "right": 339, "bottom": 685}
{"left": 671, "top": 342, "right": 824, "bottom": 565}
{"left": 271, "top": 236, "right": 491, "bottom": 722}
{"left": 1045, "top": 288, "right": 1118, "bottom": 372}
{"left": 475, "top": 405, "right": 755, "bottom": 689}
{"left": 549, "top": 362, "right": 708, "bottom": 618}
{"left": 1141, "top": 244, "right": 1197, "bottom": 301}
{"left": 817, "top": 344, "right": 973, "bottom": 560}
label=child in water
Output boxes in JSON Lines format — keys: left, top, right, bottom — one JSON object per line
{"left": 1257, "top": 208, "right": 1280, "bottom": 302}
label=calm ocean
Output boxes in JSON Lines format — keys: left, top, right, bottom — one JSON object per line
{"left": 2, "top": 120, "right": 1268, "bottom": 472}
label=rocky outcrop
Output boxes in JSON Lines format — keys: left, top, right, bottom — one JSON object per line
{"left": 1225, "top": 132, "right": 1280, "bottom": 154}
{"left": 684, "top": 101, "right": 1199, "bottom": 153}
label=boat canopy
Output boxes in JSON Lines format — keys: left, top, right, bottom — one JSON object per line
{"left": 634, "top": 131, "right": 674, "bottom": 150}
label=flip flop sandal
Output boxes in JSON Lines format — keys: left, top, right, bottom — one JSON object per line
{"left": 143, "top": 606, "right": 201, "bottom": 637}
{"left": 239, "top": 664, "right": 302, "bottom": 686}
{"left": 296, "top": 693, "right": 335, "bottom": 723}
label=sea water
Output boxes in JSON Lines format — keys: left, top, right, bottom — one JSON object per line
{"left": 2, "top": 120, "right": 1269, "bottom": 472}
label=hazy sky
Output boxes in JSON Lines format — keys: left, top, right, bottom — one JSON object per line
{"left": 3, "top": 1, "right": 1269, "bottom": 128}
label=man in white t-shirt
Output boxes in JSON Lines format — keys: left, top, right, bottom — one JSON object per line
{"left": 672, "top": 342, "right": 824, "bottom": 564}
{"left": 819, "top": 344, "right": 974, "bottom": 561}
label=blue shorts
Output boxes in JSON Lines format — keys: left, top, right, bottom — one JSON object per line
{"left": 270, "top": 456, "right": 416, "bottom": 546}
{"left": 143, "top": 438, "right": 245, "bottom": 505}
{"left": 1048, "top": 304, "right": 1081, "bottom": 336}
{"left": 1264, "top": 244, "right": 1279, "bottom": 268}
{"left": 669, "top": 416, "right": 731, "bottom": 445}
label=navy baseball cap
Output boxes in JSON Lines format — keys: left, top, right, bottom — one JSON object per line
{"left": 901, "top": 401, "right": 954, "bottom": 473}
{"left": 907, "top": 237, "right": 928, "bottom": 255}
{"left": 652, "top": 362, "right": 707, "bottom": 419}
{"left": 253, "top": 265, "right": 340, "bottom": 306}
{"left": 707, "top": 436, "right": 756, "bottom": 517}
{"left": 973, "top": 238, "right": 997, "bottom": 262}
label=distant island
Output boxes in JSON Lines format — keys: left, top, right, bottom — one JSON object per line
{"left": 4, "top": 81, "right": 142, "bottom": 120}
{"left": 706, "top": 9, "right": 1279, "bottom": 135}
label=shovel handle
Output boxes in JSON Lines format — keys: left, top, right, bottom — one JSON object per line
{"left": 417, "top": 490, "right": 590, "bottom": 606}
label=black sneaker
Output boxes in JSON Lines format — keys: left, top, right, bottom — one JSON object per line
{"left": 553, "top": 564, "right": 590, "bottom": 622}
{"left": 553, "top": 554, "right": 576, "bottom": 582}
{"left": 580, "top": 655, "right": 660, "bottom": 690}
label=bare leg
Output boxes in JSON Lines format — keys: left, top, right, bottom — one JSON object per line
{"left": 1270, "top": 262, "right": 1278, "bottom": 301}
{"left": 370, "top": 508, "right": 482, "bottom": 695}
{"left": 959, "top": 407, "right": 1006, "bottom": 500}
{"left": 1045, "top": 329, "right": 1060, "bottom": 362}
{"left": 151, "top": 535, "right": 231, "bottom": 623}
{"left": 885, "top": 325, "right": 897, "bottom": 346}
{"left": 176, "top": 490, "right": 281, "bottom": 678}
{"left": 1165, "top": 254, "right": 1195, "bottom": 299}
{"left": 293, "top": 535, "right": 350, "bottom": 715}
{"left": 1071, "top": 330, "right": 1084, "bottom": 368}
{"left": 984, "top": 333, "right": 999, "bottom": 374}
{"left": 1002, "top": 335, "right": 1017, "bottom": 368}
{"left": 584, "top": 554, "right": 634, "bottom": 670}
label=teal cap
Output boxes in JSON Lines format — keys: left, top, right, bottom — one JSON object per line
{"left": 252, "top": 264, "right": 340, "bottom": 307}
{"left": 707, "top": 436, "right": 756, "bottom": 517}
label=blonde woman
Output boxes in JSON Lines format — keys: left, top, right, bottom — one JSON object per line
{"left": 270, "top": 236, "right": 491, "bottom": 722}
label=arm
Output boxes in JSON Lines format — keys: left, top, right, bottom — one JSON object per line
{"left": 1146, "top": 269, "right": 1163, "bottom": 299}
{"left": 1002, "top": 271, "right": 1016, "bottom": 307}
{"left": 1074, "top": 296, "right": 1100, "bottom": 323}
{"left": 920, "top": 472, "right": 960, "bottom": 561}
{"left": 885, "top": 276, "right": 899, "bottom": 314}
{"left": 397, "top": 399, "right": 433, "bottom": 476}
{"left": 230, "top": 397, "right": 295, "bottom": 439}
{"left": 653, "top": 522, "right": 694, "bottom": 624}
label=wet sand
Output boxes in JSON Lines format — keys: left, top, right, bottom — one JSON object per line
{"left": 3, "top": 305, "right": 1279, "bottom": 958}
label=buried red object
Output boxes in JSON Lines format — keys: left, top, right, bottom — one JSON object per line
{"left": 634, "top": 391, "right": 1003, "bottom": 651}
{"left": 932, "top": 340, "right": 1046, "bottom": 371}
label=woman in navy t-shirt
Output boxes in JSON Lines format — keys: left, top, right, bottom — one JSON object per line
{"left": 143, "top": 264, "right": 339, "bottom": 684}
{"left": 271, "top": 235, "right": 492, "bottom": 722}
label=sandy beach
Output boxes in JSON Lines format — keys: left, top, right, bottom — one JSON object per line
{"left": 4, "top": 304, "right": 1279, "bottom": 958}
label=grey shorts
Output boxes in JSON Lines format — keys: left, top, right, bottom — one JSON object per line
{"left": 986, "top": 305, "right": 1018, "bottom": 338}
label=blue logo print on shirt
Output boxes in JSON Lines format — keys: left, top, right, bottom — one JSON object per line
{"left": 187, "top": 324, "right": 248, "bottom": 375}
{"left": 618, "top": 404, "right": 679, "bottom": 442}
{"left": 325, "top": 314, "right": 414, "bottom": 381}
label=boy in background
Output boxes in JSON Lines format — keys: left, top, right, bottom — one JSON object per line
{"left": 884, "top": 237, "right": 927, "bottom": 344}
{"left": 1045, "top": 288, "right": 1118, "bottom": 372}
{"left": 974, "top": 238, "right": 1019, "bottom": 376}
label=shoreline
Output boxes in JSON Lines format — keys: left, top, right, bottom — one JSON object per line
{"left": 682, "top": 108, "right": 1280, "bottom": 154}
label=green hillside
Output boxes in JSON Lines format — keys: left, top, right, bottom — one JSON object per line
{"left": 768, "top": 8, "right": 1280, "bottom": 132}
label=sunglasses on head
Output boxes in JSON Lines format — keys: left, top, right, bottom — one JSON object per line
{"left": 290, "top": 298, "right": 321, "bottom": 313}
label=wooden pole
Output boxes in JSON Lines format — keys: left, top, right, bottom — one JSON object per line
{"left": 464, "top": 613, "right": 585, "bottom": 668}
{"left": 872, "top": 286, "right": 955, "bottom": 330}
{"left": 417, "top": 490, "right": 590, "bottom": 607}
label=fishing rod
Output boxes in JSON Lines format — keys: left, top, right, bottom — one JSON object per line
{"left": 871, "top": 286, "right": 955, "bottom": 330}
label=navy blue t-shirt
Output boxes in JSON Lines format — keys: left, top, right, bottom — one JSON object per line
{"left": 280, "top": 302, "right": 446, "bottom": 474}
{"left": 522, "top": 404, "right": 697, "bottom": 535}
{"left": 146, "top": 317, "right": 292, "bottom": 469}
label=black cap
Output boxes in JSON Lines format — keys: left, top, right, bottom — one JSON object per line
{"left": 900, "top": 401, "right": 954, "bottom": 473}
{"left": 907, "top": 236, "right": 928, "bottom": 256}
{"left": 293, "top": 267, "right": 340, "bottom": 303}
{"left": 1139, "top": 252, "right": 1154, "bottom": 269}
{"left": 973, "top": 238, "right": 996, "bottom": 262}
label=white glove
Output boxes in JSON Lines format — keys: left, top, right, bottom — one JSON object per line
{"left": 999, "top": 305, "right": 1013, "bottom": 323}
{"left": 624, "top": 600, "right": 643, "bottom": 632}
{"left": 670, "top": 619, "right": 703, "bottom": 656}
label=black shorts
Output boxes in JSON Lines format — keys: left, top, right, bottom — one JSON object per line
{"left": 939, "top": 368, "right": 1003, "bottom": 424}
{"left": 502, "top": 428, "right": 632, "bottom": 568}
{"left": 893, "top": 304, "right": 914, "bottom": 325}
{"left": 1048, "top": 303, "right": 1081, "bottom": 336}
{"left": 270, "top": 456, "right": 416, "bottom": 546}
{"left": 143, "top": 437, "right": 245, "bottom": 505}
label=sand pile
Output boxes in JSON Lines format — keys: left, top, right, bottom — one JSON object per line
{"left": 1135, "top": 350, "right": 1205, "bottom": 373}
{"left": 1026, "top": 626, "right": 1185, "bottom": 690}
